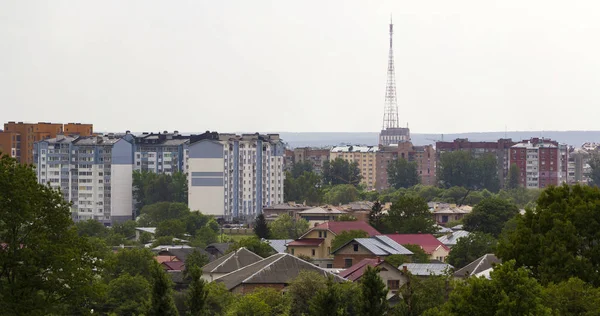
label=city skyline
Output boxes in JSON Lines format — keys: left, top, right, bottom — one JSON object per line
{"left": 2, "top": 1, "right": 600, "bottom": 133}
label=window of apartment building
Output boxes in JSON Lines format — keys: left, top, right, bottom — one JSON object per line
{"left": 344, "top": 258, "right": 353, "bottom": 268}
{"left": 387, "top": 280, "right": 400, "bottom": 290}
{"left": 312, "top": 249, "right": 315, "bottom": 256}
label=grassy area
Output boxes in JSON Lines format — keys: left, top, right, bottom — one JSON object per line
{"left": 220, "top": 234, "right": 254, "bottom": 242}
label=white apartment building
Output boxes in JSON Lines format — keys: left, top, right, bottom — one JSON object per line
{"left": 187, "top": 132, "right": 285, "bottom": 220}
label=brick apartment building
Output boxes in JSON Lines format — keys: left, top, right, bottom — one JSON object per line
{"left": 509, "top": 138, "right": 568, "bottom": 189}
{"left": 0, "top": 121, "right": 93, "bottom": 164}
{"left": 436, "top": 138, "right": 515, "bottom": 187}
{"left": 376, "top": 142, "right": 436, "bottom": 190}
{"left": 292, "top": 147, "right": 330, "bottom": 174}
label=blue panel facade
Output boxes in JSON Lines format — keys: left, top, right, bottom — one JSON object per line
{"left": 189, "top": 140, "right": 224, "bottom": 159}
{"left": 112, "top": 139, "right": 134, "bottom": 165}
{"left": 233, "top": 141, "right": 239, "bottom": 218}
{"left": 256, "top": 140, "right": 263, "bottom": 215}
{"left": 191, "top": 177, "right": 224, "bottom": 186}
{"left": 191, "top": 172, "right": 223, "bottom": 177}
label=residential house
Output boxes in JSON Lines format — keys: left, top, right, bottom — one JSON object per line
{"left": 201, "top": 247, "right": 263, "bottom": 282}
{"left": 432, "top": 206, "right": 472, "bottom": 225}
{"left": 385, "top": 234, "right": 451, "bottom": 262}
{"left": 262, "top": 203, "right": 313, "bottom": 222}
{"left": 401, "top": 263, "right": 454, "bottom": 276}
{"left": 205, "top": 243, "right": 232, "bottom": 258}
{"left": 331, "top": 235, "right": 413, "bottom": 268}
{"left": 287, "top": 221, "right": 381, "bottom": 268}
{"left": 298, "top": 206, "right": 347, "bottom": 225}
{"left": 162, "top": 261, "right": 185, "bottom": 272}
{"left": 339, "top": 258, "right": 408, "bottom": 296}
{"left": 135, "top": 227, "right": 156, "bottom": 241}
{"left": 264, "top": 239, "right": 294, "bottom": 253}
{"left": 215, "top": 253, "right": 346, "bottom": 294}
{"left": 454, "top": 254, "right": 501, "bottom": 278}
{"left": 437, "top": 230, "right": 471, "bottom": 248}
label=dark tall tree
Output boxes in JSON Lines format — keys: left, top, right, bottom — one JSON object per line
{"left": 253, "top": 213, "right": 271, "bottom": 239}
{"left": 497, "top": 184, "right": 600, "bottom": 286}
{"left": 309, "top": 275, "right": 343, "bottom": 316}
{"left": 505, "top": 163, "right": 520, "bottom": 189}
{"left": 447, "top": 232, "right": 497, "bottom": 269}
{"left": 186, "top": 266, "right": 209, "bottom": 316}
{"left": 437, "top": 151, "right": 499, "bottom": 192}
{"left": 322, "top": 157, "right": 362, "bottom": 187}
{"left": 288, "top": 271, "right": 328, "bottom": 316}
{"left": 149, "top": 262, "right": 179, "bottom": 316}
{"left": 369, "top": 201, "right": 386, "bottom": 232}
{"left": 291, "top": 161, "right": 314, "bottom": 178}
{"left": 284, "top": 171, "right": 323, "bottom": 205}
{"left": 0, "top": 155, "right": 97, "bottom": 315}
{"left": 385, "top": 195, "right": 436, "bottom": 234}
{"left": 463, "top": 197, "right": 519, "bottom": 237}
{"left": 106, "top": 273, "right": 151, "bottom": 315}
{"left": 388, "top": 158, "right": 420, "bottom": 189}
{"left": 359, "top": 266, "right": 388, "bottom": 316}
{"left": 323, "top": 184, "right": 360, "bottom": 205}
{"left": 133, "top": 170, "right": 188, "bottom": 215}
{"left": 184, "top": 249, "right": 209, "bottom": 278}
{"left": 588, "top": 153, "right": 600, "bottom": 187}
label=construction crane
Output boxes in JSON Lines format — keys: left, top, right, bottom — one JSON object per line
{"left": 426, "top": 134, "right": 444, "bottom": 144}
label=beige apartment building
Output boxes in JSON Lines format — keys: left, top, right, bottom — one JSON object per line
{"left": 330, "top": 145, "right": 378, "bottom": 190}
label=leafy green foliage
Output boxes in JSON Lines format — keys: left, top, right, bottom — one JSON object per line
{"left": 253, "top": 213, "right": 270, "bottom": 239}
{"left": 496, "top": 184, "right": 600, "bottom": 286}
{"left": 437, "top": 151, "right": 500, "bottom": 192}
{"left": 360, "top": 266, "right": 388, "bottom": 316}
{"left": 204, "top": 282, "right": 235, "bottom": 316}
{"left": 388, "top": 158, "right": 420, "bottom": 189}
{"left": 395, "top": 273, "right": 452, "bottom": 316}
{"left": 149, "top": 262, "right": 179, "bottom": 316}
{"left": 106, "top": 273, "right": 151, "bottom": 315}
{"left": 228, "top": 236, "right": 275, "bottom": 258}
{"left": 184, "top": 249, "right": 210, "bottom": 278}
{"left": 106, "top": 247, "right": 157, "bottom": 282}
{"left": 385, "top": 254, "right": 409, "bottom": 267}
{"left": 76, "top": 219, "right": 109, "bottom": 238}
{"left": 369, "top": 201, "right": 386, "bottom": 232}
{"left": 156, "top": 219, "right": 187, "bottom": 238}
{"left": 291, "top": 161, "right": 314, "bottom": 178}
{"left": 309, "top": 275, "right": 350, "bottom": 316}
{"left": 288, "top": 270, "right": 328, "bottom": 316}
{"left": 402, "top": 244, "right": 430, "bottom": 263}
{"left": 446, "top": 232, "right": 496, "bottom": 269}
{"left": 588, "top": 153, "right": 600, "bottom": 187}
{"left": 322, "top": 157, "right": 362, "bottom": 186}
{"left": 138, "top": 202, "right": 190, "bottom": 226}
{"left": 284, "top": 170, "right": 323, "bottom": 205}
{"left": 227, "top": 287, "right": 290, "bottom": 316}
{"left": 0, "top": 155, "right": 97, "bottom": 314}
{"left": 268, "top": 214, "right": 309, "bottom": 239}
{"left": 463, "top": 197, "right": 519, "bottom": 237}
{"left": 186, "top": 266, "right": 209, "bottom": 315}
{"left": 506, "top": 163, "right": 520, "bottom": 189}
{"left": 331, "top": 230, "right": 369, "bottom": 252}
{"left": 542, "top": 277, "right": 600, "bottom": 315}
{"left": 384, "top": 195, "right": 436, "bottom": 234}
{"left": 133, "top": 170, "right": 188, "bottom": 215}
{"left": 323, "top": 184, "right": 361, "bottom": 205}
{"left": 336, "top": 214, "right": 357, "bottom": 221}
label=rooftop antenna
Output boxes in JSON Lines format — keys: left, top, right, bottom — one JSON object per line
{"left": 382, "top": 14, "right": 399, "bottom": 130}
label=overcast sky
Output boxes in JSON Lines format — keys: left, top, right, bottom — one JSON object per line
{"left": 1, "top": 1, "right": 599, "bottom": 134}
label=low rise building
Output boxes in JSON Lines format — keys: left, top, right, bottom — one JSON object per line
{"left": 437, "top": 230, "right": 471, "bottom": 248}
{"left": 400, "top": 263, "right": 454, "bottom": 276}
{"left": 332, "top": 235, "right": 413, "bottom": 268}
{"left": 384, "top": 234, "right": 450, "bottom": 262}
{"left": 201, "top": 247, "right": 263, "bottom": 282}
{"left": 339, "top": 258, "right": 408, "bottom": 295}
{"left": 298, "top": 206, "right": 347, "bottom": 225}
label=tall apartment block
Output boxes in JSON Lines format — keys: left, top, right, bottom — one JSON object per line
{"left": 330, "top": 145, "right": 378, "bottom": 190}
{"left": 376, "top": 142, "right": 436, "bottom": 190}
{"left": 436, "top": 138, "right": 515, "bottom": 187}
{"left": 134, "top": 131, "right": 190, "bottom": 174}
{"left": 509, "top": 138, "right": 568, "bottom": 189}
{"left": 0, "top": 121, "right": 93, "bottom": 164}
{"left": 187, "top": 132, "right": 285, "bottom": 220}
{"left": 292, "top": 147, "right": 330, "bottom": 174}
{"left": 33, "top": 133, "right": 134, "bottom": 224}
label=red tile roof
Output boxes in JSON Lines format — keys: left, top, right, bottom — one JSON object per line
{"left": 155, "top": 255, "right": 180, "bottom": 264}
{"left": 162, "top": 261, "right": 185, "bottom": 271}
{"left": 338, "top": 258, "right": 383, "bottom": 281}
{"left": 384, "top": 234, "right": 450, "bottom": 254}
{"left": 287, "top": 238, "right": 325, "bottom": 247}
{"left": 308, "top": 221, "right": 381, "bottom": 237}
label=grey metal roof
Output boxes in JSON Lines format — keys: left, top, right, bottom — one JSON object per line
{"left": 401, "top": 263, "right": 454, "bottom": 276}
{"left": 339, "top": 236, "right": 413, "bottom": 256}
{"left": 216, "top": 253, "right": 346, "bottom": 290}
{"left": 298, "top": 207, "right": 346, "bottom": 214}
{"left": 454, "top": 254, "right": 501, "bottom": 278}
{"left": 437, "top": 230, "right": 471, "bottom": 246}
{"left": 265, "top": 239, "right": 293, "bottom": 253}
{"left": 435, "top": 225, "right": 453, "bottom": 233}
{"left": 201, "top": 247, "right": 263, "bottom": 274}
{"left": 205, "top": 243, "right": 232, "bottom": 255}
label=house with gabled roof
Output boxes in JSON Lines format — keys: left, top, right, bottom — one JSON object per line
{"left": 339, "top": 258, "right": 407, "bottom": 296}
{"left": 331, "top": 235, "right": 413, "bottom": 268}
{"left": 201, "top": 247, "right": 263, "bottom": 282}
{"left": 454, "top": 254, "right": 501, "bottom": 279}
{"left": 385, "top": 234, "right": 451, "bottom": 262}
{"left": 401, "top": 263, "right": 454, "bottom": 276}
{"left": 298, "top": 206, "right": 347, "bottom": 225}
{"left": 215, "top": 253, "right": 346, "bottom": 294}
{"left": 437, "top": 230, "right": 470, "bottom": 248}
{"left": 286, "top": 221, "right": 381, "bottom": 268}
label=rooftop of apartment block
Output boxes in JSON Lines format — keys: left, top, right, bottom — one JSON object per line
{"left": 331, "top": 145, "right": 378, "bottom": 153}
{"left": 512, "top": 138, "right": 559, "bottom": 149}
{"left": 190, "top": 131, "right": 282, "bottom": 144}
{"left": 135, "top": 131, "right": 190, "bottom": 146}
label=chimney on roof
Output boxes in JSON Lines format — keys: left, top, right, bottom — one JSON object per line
{"left": 403, "top": 265, "right": 408, "bottom": 273}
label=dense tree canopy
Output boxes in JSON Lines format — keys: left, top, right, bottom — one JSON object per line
{"left": 268, "top": 214, "right": 309, "bottom": 239}
{"left": 463, "top": 197, "right": 520, "bottom": 237}
{"left": 383, "top": 195, "right": 436, "bottom": 234}
{"left": 505, "top": 163, "right": 520, "bottom": 189}
{"left": 284, "top": 170, "right": 323, "bottom": 205}
{"left": 359, "top": 266, "right": 388, "bottom": 316}
{"left": 446, "top": 232, "right": 496, "bottom": 269}
{"left": 228, "top": 236, "right": 275, "bottom": 258}
{"left": 323, "top": 184, "right": 361, "bottom": 205}
{"left": 322, "top": 157, "right": 362, "bottom": 187}
{"left": 133, "top": 170, "right": 188, "bottom": 215}
{"left": 437, "top": 151, "right": 500, "bottom": 192}
{"left": 0, "top": 155, "right": 97, "bottom": 315}
{"left": 387, "top": 158, "right": 420, "bottom": 189}
{"left": 588, "top": 153, "right": 600, "bottom": 187}
{"left": 497, "top": 184, "right": 600, "bottom": 286}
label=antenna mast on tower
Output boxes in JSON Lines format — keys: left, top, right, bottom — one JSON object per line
{"left": 382, "top": 16, "right": 399, "bottom": 129}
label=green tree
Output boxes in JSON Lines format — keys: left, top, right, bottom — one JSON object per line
{"left": 204, "top": 282, "right": 235, "bottom": 316}
{"left": 156, "top": 219, "right": 187, "bottom": 238}
{"left": 291, "top": 161, "right": 314, "bottom": 178}
{"left": 369, "top": 201, "right": 386, "bottom": 232}
{"left": 542, "top": 277, "right": 600, "bottom": 315}
{"left": 588, "top": 153, "right": 600, "bottom": 187}
{"left": 336, "top": 214, "right": 357, "bottom": 221}
{"left": 385, "top": 195, "right": 436, "bottom": 234}
{"left": 284, "top": 170, "right": 323, "bottom": 205}
{"left": 330, "top": 230, "right": 369, "bottom": 252}
{"left": 505, "top": 163, "right": 520, "bottom": 189}
{"left": 228, "top": 287, "right": 290, "bottom": 316}
{"left": 323, "top": 157, "right": 362, "bottom": 187}
{"left": 360, "top": 266, "right": 388, "bottom": 316}
{"left": 0, "top": 155, "right": 97, "bottom": 315}
{"left": 186, "top": 266, "right": 209, "bottom": 316}
{"left": 106, "top": 247, "right": 157, "bottom": 282}
{"left": 437, "top": 151, "right": 499, "bottom": 192}
{"left": 446, "top": 232, "right": 496, "bottom": 269}
{"left": 133, "top": 170, "right": 188, "bottom": 215}
{"left": 269, "top": 214, "right": 309, "bottom": 239}
{"left": 253, "top": 213, "right": 270, "bottom": 239}
{"left": 309, "top": 275, "right": 345, "bottom": 316}
{"left": 193, "top": 226, "right": 218, "bottom": 246}
{"left": 137, "top": 201, "right": 190, "bottom": 226}
{"left": 385, "top": 254, "right": 409, "bottom": 267}
{"left": 395, "top": 273, "right": 452, "bottom": 316}
{"left": 149, "top": 262, "right": 179, "bottom": 316}
{"left": 184, "top": 249, "right": 210, "bottom": 278}
{"left": 228, "top": 236, "right": 275, "bottom": 258}
{"left": 463, "top": 197, "right": 519, "bottom": 237}
{"left": 496, "top": 184, "right": 600, "bottom": 286}
{"left": 323, "top": 184, "right": 360, "bottom": 205}
{"left": 106, "top": 273, "right": 151, "bottom": 315}
{"left": 388, "top": 158, "right": 420, "bottom": 189}
{"left": 112, "top": 220, "right": 138, "bottom": 238}
{"left": 402, "top": 244, "right": 430, "bottom": 263}
{"left": 288, "top": 270, "right": 328, "bottom": 316}
{"left": 76, "top": 219, "right": 109, "bottom": 238}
